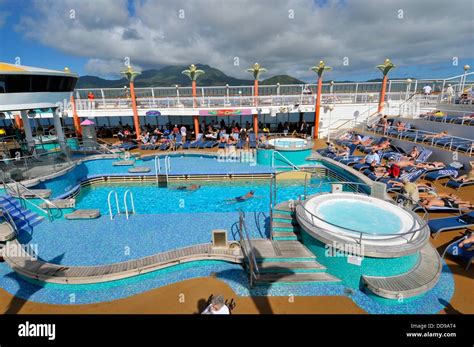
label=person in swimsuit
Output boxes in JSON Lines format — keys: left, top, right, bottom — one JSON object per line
{"left": 453, "top": 161, "right": 474, "bottom": 183}
{"left": 234, "top": 190, "right": 255, "bottom": 202}
{"left": 175, "top": 184, "right": 201, "bottom": 191}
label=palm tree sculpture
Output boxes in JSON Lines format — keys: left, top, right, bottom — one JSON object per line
{"left": 376, "top": 58, "right": 396, "bottom": 112}
{"left": 310, "top": 60, "right": 332, "bottom": 139}
{"left": 121, "top": 65, "right": 142, "bottom": 139}
{"left": 182, "top": 64, "right": 205, "bottom": 134}
{"left": 246, "top": 63, "right": 268, "bottom": 136}
{"left": 182, "top": 64, "right": 205, "bottom": 106}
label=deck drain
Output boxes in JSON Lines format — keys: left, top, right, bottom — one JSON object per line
{"left": 343, "top": 288, "right": 355, "bottom": 296}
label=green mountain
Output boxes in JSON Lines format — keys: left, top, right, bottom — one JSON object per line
{"left": 76, "top": 64, "right": 257, "bottom": 88}
{"left": 261, "top": 75, "right": 305, "bottom": 85}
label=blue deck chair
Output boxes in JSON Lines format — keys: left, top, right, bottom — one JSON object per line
{"left": 414, "top": 148, "right": 432, "bottom": 164}
{"left": 441, "top": 234, "right": 474, "bottom": 270}
{"left": 381, "top": 168, "right": 426, "bottom": 189}
{"left": 338, "top": 156, "right": 363, "bottom": 166}
{"left": 188, "top": 134, "right": 204, "bottom": 149}
{"left": 352, "top": 162, "right": 371, "bottom": 171}
{"left": 119, "top": 142, "right": 137, "bottom": 151}
{"left": 428, "top": 212, "right": 474, "bottom": 238}
{"left": 424, "top": 163, "right": 463, "bottom": 181}
{"left": 446, "top": 179, "right": 474, "bottom": 190}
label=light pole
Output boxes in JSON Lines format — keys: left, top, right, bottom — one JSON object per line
{"left": 238, "top": 90, "right": 242, "bottom": 107}
{"left": 121, "top": 65, "right": 141, "bottom": 140}
{"left": 461, "top": 64, "right": 471, "bottom": 92}
{"left": 175, "top": 85, "right": 180, "bottom": 104}
{"left": 405, "top": 78, "right": 412, "bottom": 100}
{"left": 326, "top": 105, "right": 334, "bottom": 141}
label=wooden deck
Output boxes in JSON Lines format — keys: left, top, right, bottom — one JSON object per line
{"left": 0, "top": 221, "right": 15, "bottom": 242}
{"left": 3, "top": 240, "right": 243, "bottom": 284}
{"left": 361, "top": 243, "right": 442, "bottom": 299}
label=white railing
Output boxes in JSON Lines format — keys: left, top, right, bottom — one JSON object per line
{"left": 271, "top": 150, "right": 299, "bottom": 170}
{"left": 107, "top": 190, "right": 120, "bottom": 220}
{"left": 154, "top": 154, "right": 161, "bottom": 184}
{"left": 123, "top": 190, "right": 135, "bottom": 220}
{"left": 164, "top": 155, "right": 171, "bottom": 183}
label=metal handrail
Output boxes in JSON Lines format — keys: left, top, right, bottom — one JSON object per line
{"left": 271, "top": 150, "right": 299, "bottom": 170}
{"left": 154, "top": 155, "right": 161, "bottom": 184}
{"left": 0, "top": 207, "right": 18, "bottom": 233}
{"left": 2, "top": 175, "right": 62, "bottom": 221}
{"left": 366, "top": 124, "right": 474, "bottom": 155}
{"left": 238, "top": 209, "right": 259, "bottom": 287}
{"left": 107, "top": 190, "right": 120, "bottom": 220}
{"left": 123, "top": 190, "right": 135, "bottom": 220}
{"left": 164, "top": 155, "right": 171, "bottom": 183}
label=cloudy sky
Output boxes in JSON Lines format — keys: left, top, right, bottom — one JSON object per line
{"left": 0, "top": 0, "right": 472, "bottom": 81}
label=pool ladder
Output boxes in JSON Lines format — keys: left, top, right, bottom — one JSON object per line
{"left": 107, "top": 190, "right": 136, "bottom": 220}
{"left": 154, "top": 155, "right": 171, "bottom": 186}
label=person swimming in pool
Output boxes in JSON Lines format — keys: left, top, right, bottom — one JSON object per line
{"left": 175, "top": 184, "right": 201, "bottom": 191}
{"left": 226, "top": 190, "right": 259, "bottom": 204}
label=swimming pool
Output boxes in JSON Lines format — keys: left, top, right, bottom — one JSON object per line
{"left": 20, "top": 178, "right": 336, "bottom": 266}
{"left": 74, "top": 179, "right": 334, "bottom": 215}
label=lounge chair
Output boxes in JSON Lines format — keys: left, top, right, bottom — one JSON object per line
{"left": 424, "top": 163, "right": 463, "bottom": 181}
{"left": 446, "top": 179, "right": 474, "bottom": 190}
{"left": 441, "top": 233, "right": 474, "bottom": 270}
{"left": 428, "top": 212, "right": 474, "bottom": 238}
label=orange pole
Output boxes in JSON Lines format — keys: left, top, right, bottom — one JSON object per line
{"left": 193, "top": 115, "right": 200, "bottom": 137}
{"left": 313, "top": 77, "right": 322, "bottom": 139}
{"left": 192, "top": 80, "right": 200, "bottom": 137}
{"left": 192, "top": 80, "right": 197, "bottom": 108}
{"left": 14, "top": 114, "right": 23, "bottom": 129}
{"left": 129, "top": 81, "right": 141, "bottom": 140}
{"left": 70, "top": 95, "right": 82, "bottom": 136}
{"left": 378, "top": 75, "right": 387, "bottom": 113}
{"left": 253, "top": 79, "right": 259, "bottom": 137}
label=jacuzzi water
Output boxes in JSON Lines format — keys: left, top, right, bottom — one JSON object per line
{"left": 315, "top": 199, "right": 403, "bottom": 235}
{"left": 268, "top": 137, "right": 307, "bottom": 148}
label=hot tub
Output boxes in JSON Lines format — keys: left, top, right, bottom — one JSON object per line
{"left": 296, "top": 192, "right": 430, "bottom": 257}
{"left": 257, "top": 136, "right": 312, "bottom": 168}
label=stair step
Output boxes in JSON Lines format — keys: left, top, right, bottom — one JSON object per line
{"left": 273, "top": 236, "right": 299, "bottom": 241}
{"left": 272, "top": 213, "right": 295, "bottom": 220}
{"left": 273, "top": 227, "right": 301, "bottom": 233}
{"left": 257, "top": 261, "right": 326, "bottom": 273}
{"left": 255, "top": 272, "right": 340, "bottom": 284}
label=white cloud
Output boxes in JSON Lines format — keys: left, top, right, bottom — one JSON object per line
{"left": 14, "top": 0, "right": 474, "bottom": 80}
{"left": 84, "top": 58, "right": 142, "bottom": 77}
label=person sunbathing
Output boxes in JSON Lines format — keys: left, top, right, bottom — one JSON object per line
{"left": 420, "top": 196, "right": 473, "bottom": 210}
{"left": 453, "top": 161, "right": 474, "bottom": 182}
{"left": 423, "top": 130, "right": 448, "bottom": 140}
{"left": 406, "top": 146, "right": 419, "bottom": 160}
{"left": 415, "top": 161, "right": 445, "bottom": 170}
{"left": 459, "top": 234, "right": 474, "bottom": 248}
{"left": 336, "top": 145, "right": 350, "bottom": 157}
{"left": 395, "top": 121, "right": 406, "bottom": 132}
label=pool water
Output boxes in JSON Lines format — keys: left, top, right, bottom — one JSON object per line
{"left": 269, "top": 138, "right": 308, "bottom": 148}
{"left": 74, "top": 179, "right": 334, "bottom": 215}
{"left": 315, "top": 200, "right": 403, "bottom": 235}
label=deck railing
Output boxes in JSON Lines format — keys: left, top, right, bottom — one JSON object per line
{"left": 238, "top": 209, "right": 259, "bottom": 288}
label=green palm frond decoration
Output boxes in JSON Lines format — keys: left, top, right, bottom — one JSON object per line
{"left": 181, "top": 64, "right": 205, "bottom": 81}
{"left": 376, "top": 59, "right": 396, "bottom": 76}
{"left": 121, "top": 65, "right": 141, "bottom": 83}
{"left": 310, "top": 60, "right": 332, "bottom": 78}
{"left": 246, "top": 63, "right": 268, "bottom": 80}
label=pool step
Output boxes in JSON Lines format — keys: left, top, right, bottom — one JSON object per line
{"left": 257, "top": 261, "right": 326, "bottom": 273}
{"left": 255, "top": 272, "right": 340, "bottom": 284}
{"left": 274, "top": 201, "right": 300, "bottom": 214}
